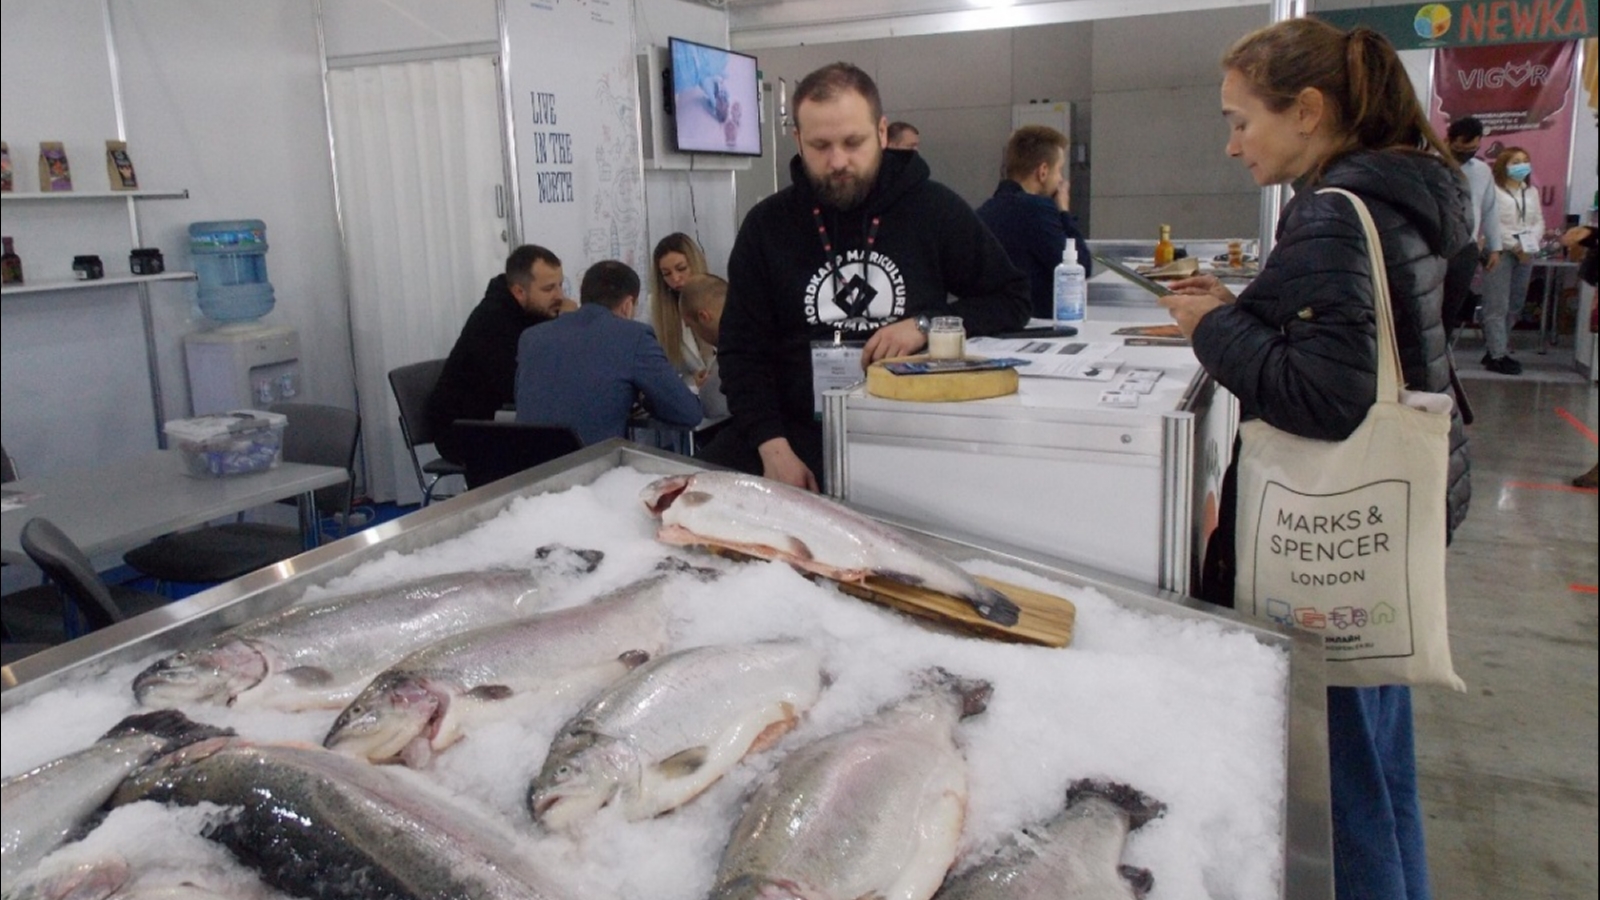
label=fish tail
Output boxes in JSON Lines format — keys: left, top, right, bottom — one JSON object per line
{"left": 967, "top": 583, "right": 1020, "bottom": 627}
{"left": 1120, "top": 864, "right": 1157, "bottom": 898}
{"left": 99, "top": 708, "right": 235, "bottom": 751}
{"left": 920, "top": 667, "right": 994, "bottom": 719}
{"left": 1066, "top": 778, "right": 1168, "bottom": 830}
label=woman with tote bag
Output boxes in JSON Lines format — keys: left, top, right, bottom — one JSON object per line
{"left": 1159, "top": 18, "right": 1473, "bottom": 900}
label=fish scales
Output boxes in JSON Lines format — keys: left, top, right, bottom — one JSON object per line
{"left": 108, "top": 740, "right": 582, "bottom": 900}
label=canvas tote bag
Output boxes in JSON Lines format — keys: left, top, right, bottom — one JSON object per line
{"left": 1234, "top": 188, "right": 1465, "bottom": 691}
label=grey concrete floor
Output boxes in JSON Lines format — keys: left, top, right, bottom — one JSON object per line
{"left": 1416, "top": 341, "right": 1598, "bottom": 899}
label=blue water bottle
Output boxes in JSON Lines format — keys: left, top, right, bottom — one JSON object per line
{"left": 1053, "top": 238, "right": 1087, "bottom": 329}
{"left": 189, "top": 219, "right": 275, "bottom": 323}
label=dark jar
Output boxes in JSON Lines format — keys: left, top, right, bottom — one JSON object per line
{"left": 1, "top": 236, "right": 22, "bottom": 285}
{"left": 72, "top": 255, "right": 105, "bottom": 280}
{"left": 130, "top": 247, "right": 165, "bottom": 275}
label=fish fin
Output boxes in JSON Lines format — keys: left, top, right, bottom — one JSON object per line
{"left": 656, "top": 746, "right": 709, "bottom": 778}
{"left": 654, "top": 555, "right": 722, "bottom": 581}
{"left": 872, "top": 567, "right": 925, "bottom": 586}
{"left": 282, "top": 666, "right": 335, "bottom": 687}
{"left": 400, "top": 736, "right": 434, "bottom": 769}
{"left": 99, "top": 709, "right": 235, "bottom": 750}
{"left": 786, "top": 537, "right": 814, "bottom": 561}
{"left": 920, "top": 668, "right": 993, "bottom": 719}
{"left": 746, "top": 707, "right": 800, "bottom": 756}
{"left": 466, "top": 684, "right": 515, "bottom": 701}
{"left": 968, "top": 584, "right": 1021, "bottom": 627}
{"left": 618, "top": 649, "right": 652, "bottom": 669}
{"left": 678, "top": 489, "right": 715, "bottom": 507}
{"left": 1066, "top": 779, "right": 1168, "bottom": 830}
{"left": 1120, "top": 865, "right": 1156, "bottom": 898}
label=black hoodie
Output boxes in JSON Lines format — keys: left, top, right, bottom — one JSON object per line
{"left": 719, "top": 148, "right": 1030, "bottom": 451}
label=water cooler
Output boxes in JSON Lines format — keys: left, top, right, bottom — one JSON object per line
{"left": 184, "top": 324, "right": 302, "bottom": 415}
{"left": 182, "top": 218, "right": 296, "bottom": 415}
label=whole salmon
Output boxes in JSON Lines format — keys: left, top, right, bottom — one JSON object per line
{"left": 324, "top": 572, "right": 674, "bottom": 768}
{"left": 641, "top": 473, "right": 1018, "bottom": 626}
{"left": 709, "top": 670, "right": 991, "bottom": 900}
{"left": 108, "top": 738, "right": 584, "bottom": 900}
{"left": 2, "top": 711, "right": 229, "bottom": 890}
{"left": 133, "top": 546, "right": 601, "bottom": 711}
{"left": 529, "top": 640, "right": 824, "bottom": 829}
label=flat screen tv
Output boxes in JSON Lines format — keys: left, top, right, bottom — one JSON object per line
{"left": 667, "top": 37, "right": 762, "bottom": 157}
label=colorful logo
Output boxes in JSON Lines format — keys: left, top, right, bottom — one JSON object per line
{"left": 1414, "top": 4, "right": 1452, "bottom": 40}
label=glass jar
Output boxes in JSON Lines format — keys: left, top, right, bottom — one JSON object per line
{"left": 927, "top": 316, "right": 965, "bottom": 359}
{"left": 71, "top": 255, "right": 104, "bottom": 280}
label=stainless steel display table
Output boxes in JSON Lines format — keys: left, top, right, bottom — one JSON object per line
{"left": 0, "top": 450, "right": 348, "bottom": 566}
{"left": 0, "top": 442, "right": 1330, "bottom": 898}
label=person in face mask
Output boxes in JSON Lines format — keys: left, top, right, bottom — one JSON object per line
{"left": 1481, "top": 147, "right": 1545, "bottom": 375}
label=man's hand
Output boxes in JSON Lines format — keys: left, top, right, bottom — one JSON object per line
{"left": 758, "top": 438, "right": 818, "bottom": 492}
{"left": 1053, "top": 180, "right": 1071, "bottom": 213}
{"left": 1483, "top": 250, "right": 1501, "bottom": 272}
{"left": 861, "top": 318, "right": 927, "bottom": 367}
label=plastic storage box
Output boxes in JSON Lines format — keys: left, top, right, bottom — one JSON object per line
{"left": 164, "top": 410, "right": 288, "bottom": 478}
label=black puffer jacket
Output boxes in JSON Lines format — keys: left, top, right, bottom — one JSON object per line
{"left": 1194, "top": 150, "right": 1473, "bottom": 602}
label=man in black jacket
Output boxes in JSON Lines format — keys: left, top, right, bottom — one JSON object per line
{"left": 976, "top": 124, "right": 1092, "bottom": 319}
{"left": 428, "top": 244, "right": 570, "bottom": 464}
{"left": 708, "top": 63, "right": 1030, "bottom": 491}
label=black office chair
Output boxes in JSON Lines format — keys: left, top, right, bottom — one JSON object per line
{"left": 388, "top": 359, "right": 466, "bottom": 506}
{"left": 450, "top": 421, "right": 583, "bottom": 490}
{"left": 121, "top": 403, "right": 361, "bottom": 586}
{"left": 19, "top": 518, "right": 169, "bottom": 635}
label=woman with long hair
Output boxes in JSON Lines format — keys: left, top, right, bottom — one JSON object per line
{"left": 1160, "top": 17, "right": 1472, "bottom": 899}
{"left": 650, "top": 233, "right": 712, "bottom": 377}
{"left": 1480, "top": 146, "right": 1545, "bottom": 374}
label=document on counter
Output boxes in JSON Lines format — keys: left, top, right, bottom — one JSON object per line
{"left": 966, "top": 336, "right": 1122, "bottom": 379}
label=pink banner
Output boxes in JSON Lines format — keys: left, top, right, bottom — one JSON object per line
{"left": 1432, "top": 41, "right": 1579, "bottom": 230}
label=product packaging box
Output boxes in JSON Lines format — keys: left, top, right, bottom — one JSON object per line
{"left": 106, "top": 140, "right": 138, "bottom": 190}
{"left": 164, "top": 409, "right": 288, "bottom": 478}
{"left": 39, "top": 142, "right": 71, "bottom": 191}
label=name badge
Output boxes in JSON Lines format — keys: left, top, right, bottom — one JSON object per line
{"left": 1515, "top": 230, "right": 1541, "bottom": 254}
{"left": 811, "top": 338, "right": 866, "bottom": 417}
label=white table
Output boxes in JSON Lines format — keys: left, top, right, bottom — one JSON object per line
{"left": 1, "top": 451, "right": 348, "bottom": 566}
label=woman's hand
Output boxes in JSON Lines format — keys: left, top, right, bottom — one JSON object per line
{"left": 1157, "top": 274, "right": 1235, "bottom": 339}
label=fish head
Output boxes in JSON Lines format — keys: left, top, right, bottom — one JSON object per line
{"left": 527, "top": 730, "right": 634, "bottom": 830}
{"left": 133, "top": 640, "right": 268, "bottom": 707}
{"left": 640, "top": 474, "right": 694, "bottom": 518}
{"left": 323, "top": 672, "right": 445, "bottom": 764}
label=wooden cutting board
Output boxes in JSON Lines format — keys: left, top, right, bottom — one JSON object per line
{"left": 837, "top": 575, "right": 1076, "bottom": 647}
{"left": 865, "top": 355, "right": 1019, "bottom": 402}
{"left": 697, "top": 546, "right": 1075, "bottom": 647}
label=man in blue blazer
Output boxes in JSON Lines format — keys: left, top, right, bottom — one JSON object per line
{"left": 514, "top": 260, "right": 703, "bottom": 445}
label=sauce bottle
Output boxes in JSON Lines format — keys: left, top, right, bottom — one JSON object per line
{"left": 1154, "top": 224, "right": 1175, "bottom": 267}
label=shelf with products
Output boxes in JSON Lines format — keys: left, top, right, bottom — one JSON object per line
{"left": 1, "top": 271, "right": 196, "bottom": 297}
{"left": 0, "top": 188, "right": 190, "bottom": 202}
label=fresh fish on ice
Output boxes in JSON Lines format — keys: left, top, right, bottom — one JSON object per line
{"left": 529, "top": 639, "right": 825, "bottom": 828}
{"left": 107, "top": 738, "right": 585, "bottom": 900}
{"left": 2, "top": 711, "right": 230, "bottom": 890}
{"left": 709, "top": 670, "right": 992, "bottom": 900}
{"left": 933, "top": 779, "right": 1167, "bottom": 900}
{"left": 324, "top": 572, "right": 676, "bottom": 768}
{"left": 641, "top": 472, "right": 1019, "bottom": 626}
{"left": 133, "top": 547, "right": 602, "bottom": 711}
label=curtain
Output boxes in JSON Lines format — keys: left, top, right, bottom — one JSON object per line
{"left": 327, "top": 56, "right": 507, "bottom": 505}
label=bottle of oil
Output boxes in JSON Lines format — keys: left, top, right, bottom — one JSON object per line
{"left": 1154, "top": 224, "right": 1175, "bottom": 267}
{"left": 1, "top": 236, "right": 22, "bottom": 284}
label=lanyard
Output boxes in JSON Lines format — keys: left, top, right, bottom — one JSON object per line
{"left": 1514, "top": 186, "right": 1529, "bottom": 224}
{"left": 811, "top": 207, "right": 881, "bottom": 317}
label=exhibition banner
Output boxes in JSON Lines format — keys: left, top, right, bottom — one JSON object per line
{"left": 1431, "top": 41, "right": 1578, "bottom": 229}
{"left": 1317, "top": 1, "right": 1596, "bottom": 49}
{"left": 506, "top": 0, "right": 648, "bottom": 287}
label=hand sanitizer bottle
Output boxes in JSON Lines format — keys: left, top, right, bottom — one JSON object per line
{"left": 1053, "top": 238, "right": 1087, "bottom": 329}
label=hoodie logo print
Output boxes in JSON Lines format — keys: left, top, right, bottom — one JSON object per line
{"left": 804, "top": 249, "right": 906, "bottom": 333}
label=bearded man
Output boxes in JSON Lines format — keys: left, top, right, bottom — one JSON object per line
{"left": 704, "top": 62, "right": 1029, "bottom": 491}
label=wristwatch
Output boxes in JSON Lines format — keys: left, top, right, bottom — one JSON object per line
{"left": 913, "top": 314, "right": 932, "bottom": 335}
